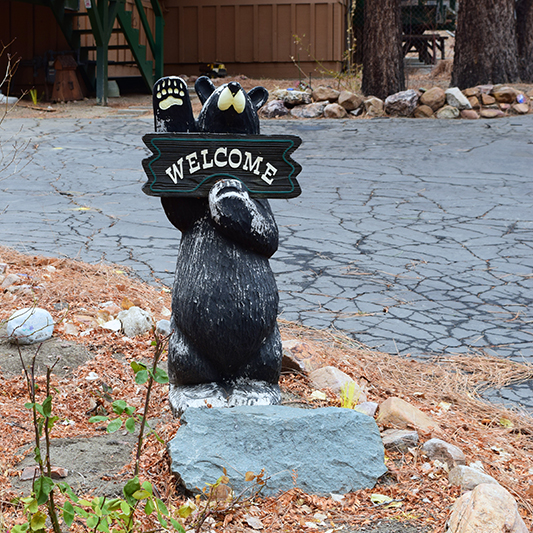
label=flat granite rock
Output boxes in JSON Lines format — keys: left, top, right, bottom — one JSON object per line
{"left": 168, "top": 405, "right": 387, "bottom": 496}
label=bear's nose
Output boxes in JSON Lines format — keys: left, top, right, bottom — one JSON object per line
{"left": 228, "top": 82, "right": 241, "bottom": 96}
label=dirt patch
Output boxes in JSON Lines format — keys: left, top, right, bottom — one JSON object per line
{"left": 11, "top": 432, "right": 137, "bottom": 498}
{"left": 0, "top": 326, "right": 93, "bottom": 379}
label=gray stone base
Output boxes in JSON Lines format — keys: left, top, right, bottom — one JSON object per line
{"left": 168, "top": 405, "right": 387, "bottom": 496}
{"left": 169, "top": 379, "right": 281, "bottom": 417}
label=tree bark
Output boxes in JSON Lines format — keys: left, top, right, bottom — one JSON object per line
{"left": 451, "top": 0, "right": 519, "bottom": 88}
{"left": 362, "top": 0, "right": 405, "bottom": 99}
{"left": 517, "top": 0, "right": 533, "bottom": 82}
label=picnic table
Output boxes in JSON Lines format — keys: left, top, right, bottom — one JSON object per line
{"left": 402, "top": 33, "right": 448, "bottom": 64}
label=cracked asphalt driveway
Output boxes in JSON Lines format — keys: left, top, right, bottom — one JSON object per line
{"left": 2, "top": 114, "right": 533, "bottom": 410}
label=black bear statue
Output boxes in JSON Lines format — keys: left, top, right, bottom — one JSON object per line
{"left": 152, "top": 76, "right": 282, "bottom": 416}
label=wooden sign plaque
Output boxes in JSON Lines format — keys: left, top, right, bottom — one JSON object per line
{"left": 142, "top": 133, "right": 302, "bottom": 199}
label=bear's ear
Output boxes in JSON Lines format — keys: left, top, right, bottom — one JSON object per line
{"left": 195, "top": 76, "right": 216, "bottom": 105}
{"left": 248, "top": 86, "right": 269, "bottom": 111}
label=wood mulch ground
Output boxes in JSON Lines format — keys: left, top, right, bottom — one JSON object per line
{"left": 0, "top": 246, "right": 532, "bottom": 532}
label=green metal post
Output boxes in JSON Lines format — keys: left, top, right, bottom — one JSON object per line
{"left": 96, "top": 44, "right": 109, "bottom": 104}
{"left": 149, "top": 0, "right": 164, "bottom": 81}
{"left": 154, "top": 2, "right": 164, "bottom": 80}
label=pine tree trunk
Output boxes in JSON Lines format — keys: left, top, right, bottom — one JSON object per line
{"left": 517, "top": 0, "right": 533, "bottom": 82}
{"left": 362, "top": 0, "right": 405, "bottom": 100}
{"left": 451, "top": 0, "right": 519, "bottom": 88}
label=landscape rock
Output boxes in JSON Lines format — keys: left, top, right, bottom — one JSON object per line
{"left": 281, "top": 339, "right": 321, "bottom": 373}
{"left": 436, "top": 105, "right": 460, "bottom": 119}
{"left": 259, "top": 99, "right": 289, "bottom": 118}
{"left": 492, "top": 86, "right": 518, "bottom": 103}
{"left": 7, "top": 307, "right": 54, "bottom": 344}
{"left": 338, "top": 90, "right": 364, "bottom": 111}
{"left": 448, "top": 465, "right": 499, "bottom": 490}
{"left": 271, "top": 89, "right": 311, "bottom": 107}
{"left": 384, "top": 89, "right": 419, "bottom": 117}
{"left": 462, "top": 87, "right": 481, "bottom": 98}
{"left": 511, "top": 103, "right": 530, "bottom": 115}
{"left": 422, "top": 438, "right": 466, "bottom": 469}
{"left": 117, "top": 306, "right": 154, "bottom": 337}
{"left": 467, "top": 96, "right": 480, "bottom": 109}
{"left": 63, "top": 322, "right": 80, "bottom": 336}
{"left": 419, "top": 87, "right": 446, "bottom": 111}
{"left": 169, "top": 405, "right": 387, "bottom": 496}
{"left": 0, "top": 263, "right": 7, "bottom": 274}
{"left": 290, "top": 102, "right": 326, "bottom": 119}
{"left": 480, "top": 108, "right": 505, "bottom": 119}
{"left": 376, "top": 397, "right": 439, "bottom": 431}
{"left": 364, "top": 96, "right": 384, "bottom": 116}
{"left": 323, "top": 103, "right": 347, "bottom": 119}
{"left": 446, "top": 483, "right": 528, "bottom": 533}
{"left": 480, "top": 93, "right": 496, "bottom": 105}
{"left": 445, "top": 88, "right": 472, "bottom": 110}
{"left": 381, "top": 429, "right": 419, "bottom": 451}
{"left": 355, "top": 401, "right": 379, "bottom": 417}
{"left": 312, "top": 86, "right": 340, "bottom": 102}
{"left": 414, "top": 105, "right": 434, "bottom": 118}
{"left": 1, "top": 273, "right": 21, "bottom": 289}
{"left": 102, "top": 319, "right": 122, "bottom": 332}
{"left": 156, "top": 319, "right": 172, "bottom": 337}
{"left": 309, "top": 366, "right": 366, "bottom": 400}
{"left": 460, "top": 110, "right": 479, "bottom": 120}
{"left": 477, "top": 84, "right": 494, "bottom": 94}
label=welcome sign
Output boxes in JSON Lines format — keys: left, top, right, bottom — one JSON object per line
{"left": 142, "top": 133, "right": 302, "bottom": 199}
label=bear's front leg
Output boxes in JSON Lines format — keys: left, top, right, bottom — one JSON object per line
{"left": 208, "top": 179, "right": 279, "bottom": 257}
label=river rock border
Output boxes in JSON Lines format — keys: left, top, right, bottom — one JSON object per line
{"left": 260, "top": 85, "right": 533, "bottom": 120}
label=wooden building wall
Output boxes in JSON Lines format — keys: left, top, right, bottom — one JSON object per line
{"left": 1, "top": 0, "right": 348, "bottom": 99}
{"left": 0, "top": 0, "right": 156, "bottom": 97}
{"left": 162, "top": 0, "right": 348, "bottom": 78}
{"left": 0, "top": 1, "right": 70, "bottom": 96}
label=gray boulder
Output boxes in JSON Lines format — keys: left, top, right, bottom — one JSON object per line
{"left": 290, "top": 103, "right": 326, "bottom": 119}
{"left": 117, "top": 306, "right": 154, "bottom": 337}
{"left": 7, "top": 307, "right": 54, "bottom": 344}
{"left": 271, "top": 89, "right": 312, "bottom": 107}
{"left": 384, "top": 89, "right": 419, "bottom": 117}
{"left": 445, "top": 87, "right": 472, "bottom": 110}
{"left": 259, "top": 100, "right": 289, "bottom": 118}
{"left": 168, "top": 405, "right": 387, "bottom": 496}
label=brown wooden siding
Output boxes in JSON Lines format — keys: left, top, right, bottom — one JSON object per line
{"left": 0, "top": 0, "right": 156, "bottom": 95}
{"left": 0, "top": 1, "right": 70, "bottom": 94}
{"left": 162, "top": 0, "right": 348, "bottom": 78}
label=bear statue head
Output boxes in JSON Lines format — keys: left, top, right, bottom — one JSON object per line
{"left": 195, "top": 76, "right": 269, "bottom": 135}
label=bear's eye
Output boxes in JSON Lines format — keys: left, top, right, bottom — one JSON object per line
{"left": 218, "top": 86, "right": 234, "bottom": 111}
{"left": 218, "top": 86, "right": 246, "bottom": 114}
{"left": 233, "top": 90, "right": 246, "bottom": 114}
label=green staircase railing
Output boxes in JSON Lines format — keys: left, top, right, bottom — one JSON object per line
{"left": 47, "top": 0, "right": 164, "bottom": 104}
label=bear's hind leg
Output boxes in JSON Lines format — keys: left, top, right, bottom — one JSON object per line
{"left": 168, "top": 325, "right": 230, "bottom": 416}
{"left": 227, "top": 327, "right": 282, "bottom": 408}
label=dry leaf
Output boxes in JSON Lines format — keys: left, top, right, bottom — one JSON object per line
{"left": 245, "top": 515, "right": 264, "bottom": 530}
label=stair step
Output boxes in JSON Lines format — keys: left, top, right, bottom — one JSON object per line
{"left": 81, "top": 45, "right": 132, "bottom": 51}
{"left": 74, "top": 28, "right": 122, "bottom": 35}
